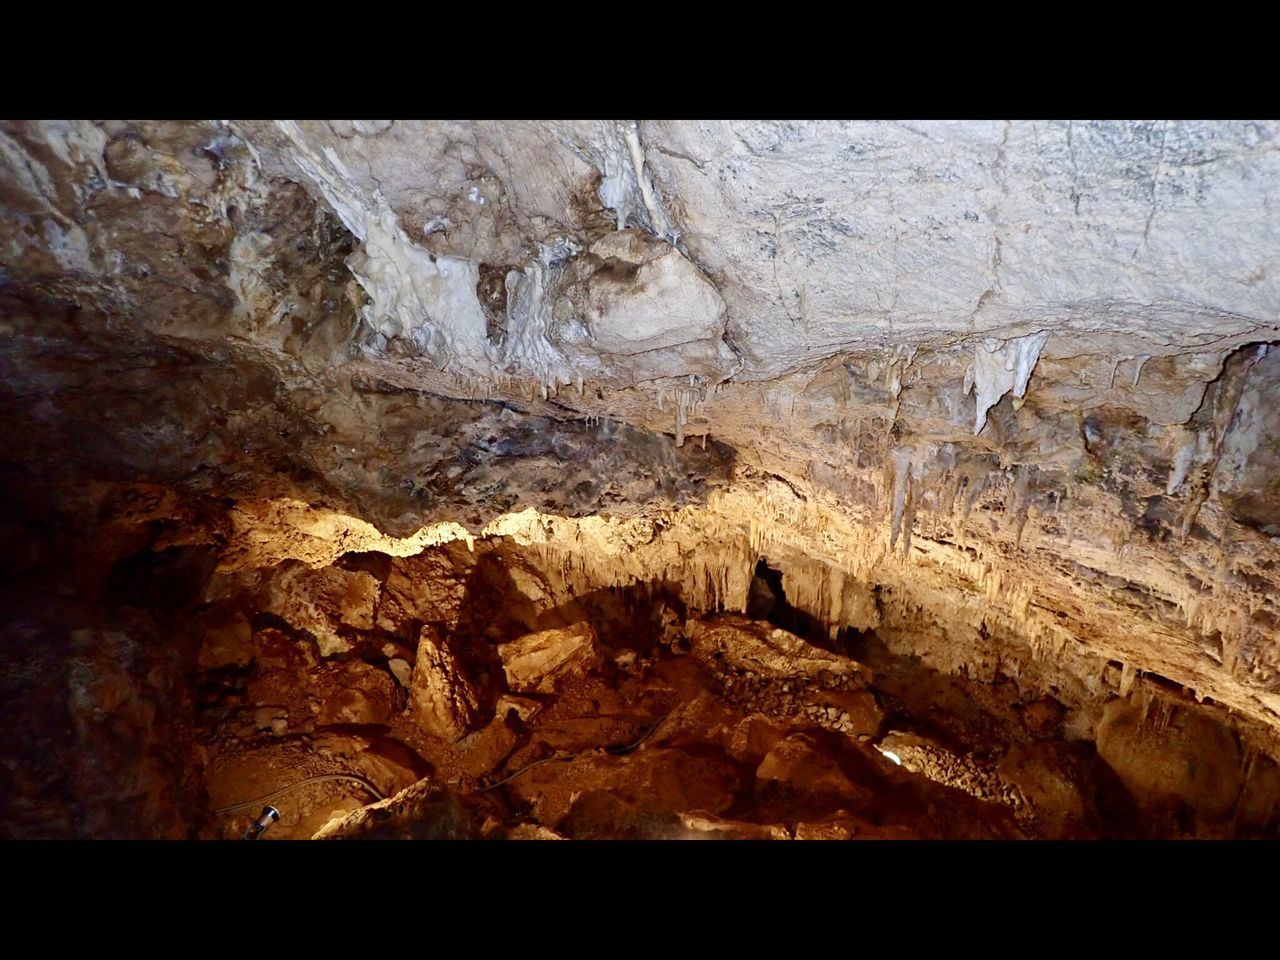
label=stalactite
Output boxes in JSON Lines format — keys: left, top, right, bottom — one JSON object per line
{"left": 1120, "top": 662, "right": 1138, "bottom": 697}
{"left": 1132, "top": 354, "right": 1151, "bottom": 387}
{"left": 889, "top": 450, "right": 912, "bottom": 551}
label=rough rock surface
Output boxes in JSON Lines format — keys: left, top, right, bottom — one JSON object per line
{"left": 688, "top": 616, "right": 883, "bottom": 737}
{"left": 498, "top": 622, "right": 601, "bottom": 694}
{"left": 409, "top": 625, "right": 481, "bottom": 741}
{"left": 1096, "top": 697, "right": 1243, "bottom": 821}
{"left": 757, "top": 733, "right": 876, "bottom": 808}
{"left": 260, "top": 564, "right": 381, "bottom": 657}
{"left": 3, "top": 118, "right": 1280, "bottom": 838}
{"left": 878, "top": 730, "right": 1029, "bottom": 821}
{"left": 313, "top": 778, "right": 473, "bottom": 840}
{"left": 688, "top": 615, "right": 868, "bottom": 680}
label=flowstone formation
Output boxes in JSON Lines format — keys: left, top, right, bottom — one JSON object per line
{"left": 2, "top": 119, "right": 1279, "bottom": 839}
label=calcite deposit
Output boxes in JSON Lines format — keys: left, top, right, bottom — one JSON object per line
{"left": 2, "top": 119, "right": 1278, "bottom": 839}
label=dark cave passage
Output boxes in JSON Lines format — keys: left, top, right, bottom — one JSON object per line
{"left": 747, "top": 559, "right": 832, "bottom": 649}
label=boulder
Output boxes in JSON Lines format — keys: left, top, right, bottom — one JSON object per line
{"left": 316, "top": 660, "right": 399, "bottom": 727}
{"left": 409, "top": 625, "right": 480, "bottom": 741}
{"left": 756, "top": 733, "right": 872, "bottom": 808}
{"left": 312, "top": 778, "right": 474, "bottom": 840}
{"left": 498, "top": 622, "right": 601, "bottom": 694}
{"left": 687, "top": 616, "right": 869, "bottom": 682}
{"left": 387, "top": 658, "right": 412, "bottom": 689}
{"left": 263, "top": 563, "right": 380, "bottom": 657}
{"left": 506, "top": 824, "right": 568, "bottom": 840}
{"left": 726, "top": 713, "right": 788, "bottom": 764}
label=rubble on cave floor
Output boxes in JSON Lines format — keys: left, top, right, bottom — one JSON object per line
{"left": 190, "top": 543, "right": 1279, "bottom": 841}
{"left": 4, "top": 484, "right": 1276, "bottom": 841}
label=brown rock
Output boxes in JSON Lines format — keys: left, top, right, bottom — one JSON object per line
{"left": 198, "top": 615, "right": 254, "bottom": 669}
{"left": 794, "top": 815, "right": 920, "bottom": 840}
{"left": 409, "top": 625, "right": 480, "bottom": 741}
{"left": 375, "top": 550, "right": 472, "bottom": 636}
{"left": 494, "top": 694, "right": 542, "bottom": 723}
{"left": 675, "top": 812, "right": 790, "bottom": 840}
{"left": 317, "top": 660, "right": 398, "bottom": 726}
{"left": 511, "top": 748, "right": 740, "bottom": 827}
{"left": 312, "top": 778, "right": 473, "bottom": 840}
{"left": 757, "top": 733, "right": 873, "bottom": 808}
{"left": 996, "top": 742, "right": 1089, "bottom": 838}
{"left": 1096, "top": 698, "right": 1243, "bottom": 822}
{"left": 1024, "top": 697, "right": 1065, "bottom": 737}
{"left": 506, "top": 824, "right": 568, "bottom": 840}
{"left": 726, "top": 713, "right": 788, "bottom": 764}
{"left": 1237, "top": 753, "right": 1280, "bottom": 832}
{"left": 687, "top": 616, "right": 871, "bottom": 682}
{"left": 263, "top": 563, "right": 381, "bottom": 657}
{"left": 387, "top": 658, "right": 412, "bottom": 688}
{"left": 498, "top": 622, "right": 601, "bottom": 694}
{"left": 253, "top": 706, "right": 286, "bottom": 730}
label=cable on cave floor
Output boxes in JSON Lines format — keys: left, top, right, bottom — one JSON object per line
{"left": 214, "top": 773, "right": 386, "bottom": 815}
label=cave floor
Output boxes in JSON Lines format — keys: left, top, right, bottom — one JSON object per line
{"left": 200, "top": 586, "right": 1202, "bottom": 841}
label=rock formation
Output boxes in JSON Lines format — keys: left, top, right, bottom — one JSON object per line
{"left": 2, "top": 119, "right": 1278, "bottom": 839}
